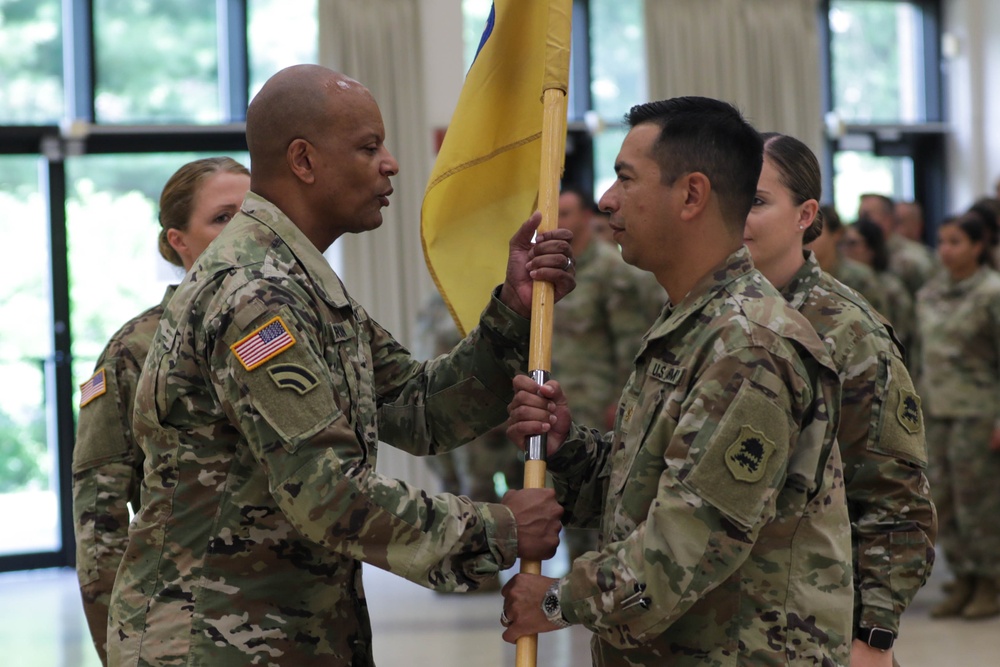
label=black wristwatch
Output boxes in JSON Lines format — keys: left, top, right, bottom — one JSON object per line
{"left": 541, "top": 582, "right": 571, "bottom": 628}
{"left": 857, "top": 626, "right": 895, "bottom": 650}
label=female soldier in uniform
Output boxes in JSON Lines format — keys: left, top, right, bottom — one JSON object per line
{"left": 843, "top": 219, "right": 917, "bottom": 365}
{"left": 72, "top": 157, "right": 250, "bottom": 664}
{"left": 743, "top": 133, "right": 936, "bottom": 666}
{"left": 917, "top": 213, "right": 1000, "bottom": 620}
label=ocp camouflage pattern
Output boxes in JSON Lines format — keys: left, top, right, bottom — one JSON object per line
{"left": 108, "top": 193, "right": 533, "bottom": 666}
{"left": 72, "top": 287, "right": 173, "bottom": 666}
{"left": 544, "top": 247, "right": 853, "bottom": 666}
{"left": 783, "top": 251, "right": 935, "bottom": 635}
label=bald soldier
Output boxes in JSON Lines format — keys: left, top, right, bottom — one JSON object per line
{"left": 107, "top": 65, "right": 574, "bottom": 666}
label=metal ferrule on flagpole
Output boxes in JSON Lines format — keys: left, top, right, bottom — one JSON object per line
{"left": 526, "top": 369, "right": 550, "bottom": 461}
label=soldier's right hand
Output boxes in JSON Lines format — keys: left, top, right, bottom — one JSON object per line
{"left": 502, "top": 488, "right": 563, "bottom": 560}
{"left": 506, "top": 374, "right": 572, "bottom": 457}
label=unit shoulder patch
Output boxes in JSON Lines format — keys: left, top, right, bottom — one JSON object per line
{"left": 896, "top": 388, "right": 922, "bottom": 434}
{"left": 79, "top": 368, "right": 107, "bottom": 408}
{"left": 231, "top": 315, "right": 296, "bottom": 371}
{"left": 725, "top": 425, "right": 775, "bottom": 483}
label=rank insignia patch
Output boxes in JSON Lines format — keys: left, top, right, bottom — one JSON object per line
{"left": 897, "top": 388, "right": 922, "bottom": 434}
{"left": 268, "top": 363, "right": 320, "bottom": 395}
{"left": 79, "top": 368, "right": 107, "bottom": 408}
{"left": 231, "top": 316, "right": 296, "bottom": 371}
{"left": 725, "top": 425, "right": 775, "bottom": 483}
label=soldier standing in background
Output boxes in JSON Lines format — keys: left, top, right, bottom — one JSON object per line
{"left": 859, "top": 193, "right": 934, "bottom": 297}
{"left": 72, "top": 157, "right": 250, "bottom": 665}
{"left": 501, "top": 97, "right": 852, "bottom": 666}
{"left": 917, "top": 213, "right": 1000, "bottom": 620}
{"left": 809, "top": 204, "right": 889, "bottom": 316}
{"left": 745, "top": 133, "right": 935, "bottom": 666}
{"left": 413, "top": 291, "right": 523, "bottom": 504}
{"left": 107, "top": 65, "right": 573, "bottom": 666}
{"left": 553, "top": 187, "right": 665, "bottom": 563}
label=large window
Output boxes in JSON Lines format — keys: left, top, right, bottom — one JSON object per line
{"left": 824, "top": 0, "right": 944, "bottom": 232}
{"left": 0, "top": 1, "right": 315, "bottom": 571}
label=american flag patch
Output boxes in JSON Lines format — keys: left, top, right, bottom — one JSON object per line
{"left": 231, "top": 316, "right": 296, "bottom": 371}
{"left": 79, "top": 368, "right": 107, "bottom": 407}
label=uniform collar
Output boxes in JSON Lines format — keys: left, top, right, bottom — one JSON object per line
{"left": 943, "top": 265, "right": 989, "bottom": 295}
{"left": 240, "top": 192, "right": 351, "bottom": 308}
{"left": 643, "top": 245, "right": 755, "bottom": 345}
{"left": 160, "top": 284, "right": 177, "bottom": 309}
{"left": 780, "top": 250, "right": 822, "bottom": 311}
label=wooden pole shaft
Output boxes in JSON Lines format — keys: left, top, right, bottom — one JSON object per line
{"left": 515, "top": 85, "right": 569, "bottom": 667}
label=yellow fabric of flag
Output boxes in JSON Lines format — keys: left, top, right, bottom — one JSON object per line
{"left": 421, "top": 0, "right": 571, "bottom": 335}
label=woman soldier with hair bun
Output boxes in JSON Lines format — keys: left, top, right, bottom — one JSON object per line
{"left": 917, "top": 212, "right": 1000, "bottom": 621}
{"left": 72, "top": 157, "right": 250, "bottom": 665}
{"left": 744, "top": 132, "right": 936, "bottom": 666}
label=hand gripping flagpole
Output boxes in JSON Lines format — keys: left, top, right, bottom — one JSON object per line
{"left": 517, "top": 3, "right": 571, "bottom": 667}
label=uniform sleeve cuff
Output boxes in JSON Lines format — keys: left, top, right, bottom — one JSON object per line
{"left": 479, "top": 501, "right": 519, "bottom": 570}
{"left": 479, "top": 286, "right": 531, "bottom": 345}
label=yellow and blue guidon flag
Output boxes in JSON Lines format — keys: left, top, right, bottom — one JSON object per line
{"left": 421, "top": 0, "right": 571, "bottom": 335}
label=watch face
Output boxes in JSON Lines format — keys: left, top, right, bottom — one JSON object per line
{"left": 543, "top": 593, "right": 559, "bottom": 616}
{"left": 866, "top": 627, "right": 894, "bottom": 650}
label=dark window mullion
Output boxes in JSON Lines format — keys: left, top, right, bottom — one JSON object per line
{"left": 40, "top": 144, "right": 76, "bottom": 567}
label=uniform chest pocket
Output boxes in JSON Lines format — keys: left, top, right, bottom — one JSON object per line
{"left": 610, "top": 361, "right": 686, "bottom": 496}
{"left": 328, "top": 317, "right": 377, "bottom": 446}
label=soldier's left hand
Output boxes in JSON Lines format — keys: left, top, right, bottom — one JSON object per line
{"left": 499, "top": 212, "right": 575, "bottom": 319}
{"left": 500, "top": 573, "right": 560, "bottom": 642}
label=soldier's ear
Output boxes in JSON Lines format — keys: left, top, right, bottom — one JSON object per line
{"left": 287, "top": 138, "right": 316, "bottom": 185}
{"left": 678, "top": 172, "right": 711, "bottom": 222}
{"left": 166, "top": 228, "right": 188, "bottom": 257}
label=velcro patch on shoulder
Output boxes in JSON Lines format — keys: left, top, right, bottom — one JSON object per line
{"left": 79, "top": 368, "right": 107, "bottom": 408}
{"left": 896, "top": 388, "right": 922, "bottom": 434}
{"left": 231, "top": 315, "right": 296, "bottom": 371}
{"left": 725, "top": 426, "right": 776, "bottom": 482}
{"left": 267, "top": 363, "right": 320, "bottom": 395}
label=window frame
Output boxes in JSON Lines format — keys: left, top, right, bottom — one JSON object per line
{"left": 820, "top": 0, "right": 947, "bottom": 242}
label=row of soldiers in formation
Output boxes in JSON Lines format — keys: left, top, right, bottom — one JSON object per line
{"left": 63, "top": 63, "right": 991, "bottom": 667}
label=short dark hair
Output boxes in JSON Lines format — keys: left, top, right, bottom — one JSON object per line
{"left": 852, "top": 220, "right": 890, "bottom": 272}
{"left": 560, "top": 186, "right": 595, "bottom": 212}
{"left": 820, "top": 204, "right": 843, "bottom": 234}
{"left": 625, "top": 96, "right": 763, "bottom": 233}
{"left": 761, "top": 133, "right": 823, "bottom": 244}
{"left": 860, "top": 193, "right": 895, "bottom": 217}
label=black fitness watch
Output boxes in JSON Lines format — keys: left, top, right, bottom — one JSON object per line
{"left": 857, "top": 626, "right": 896, "bottom": 650}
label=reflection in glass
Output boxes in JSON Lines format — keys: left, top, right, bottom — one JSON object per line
{"left": 0, "top": 156, "right": 59, "bottom": 556}
{"left": 0, "top": 0, "right": 63, "bottom": 123}
{"left": 833, "top": 151, "right": 914, "bottom": 222}
{"left": 93, "top": 0, "right": 218, "bottom": 123}
{"left": 248, "top": 0, "right": 318, "bottom": 100}
{"left": 830, "top": 0, "right": 925, "bottom": 123}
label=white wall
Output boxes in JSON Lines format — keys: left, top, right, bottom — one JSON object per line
{"left": 945, "top": 0, "right": 1000, "bottom": 211}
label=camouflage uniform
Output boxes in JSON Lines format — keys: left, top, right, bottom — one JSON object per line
{"left": 108, "top": 193, "right": 533, "bottom": 666}
{"left": 413, "top": 291, "right": 522, "bottom": 502}
{"left": 916, "top": 267, "right": 1000, "bottom": 579}
{"left": 783, "top": 252, "right": 935, "bottom": 638}
{"left": 830, "top": 254, "right": 889, "bottom": 318}
{"left": 879, "top": 270, "right": 918, "bottom": 370}
{"left": 72, "top": 287, "right": 174, "bottom": 666}
{"left": 887, "top": 234, "right": 935, "bottom": 298}
{"left": 553, "top": 240, "right": 665, "bottom": 559}
{"left": 552, "top": 240, "right": 665, "bottom": 429}
{"left": 545, "top": 247, "right": 852, "bottom": 666}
